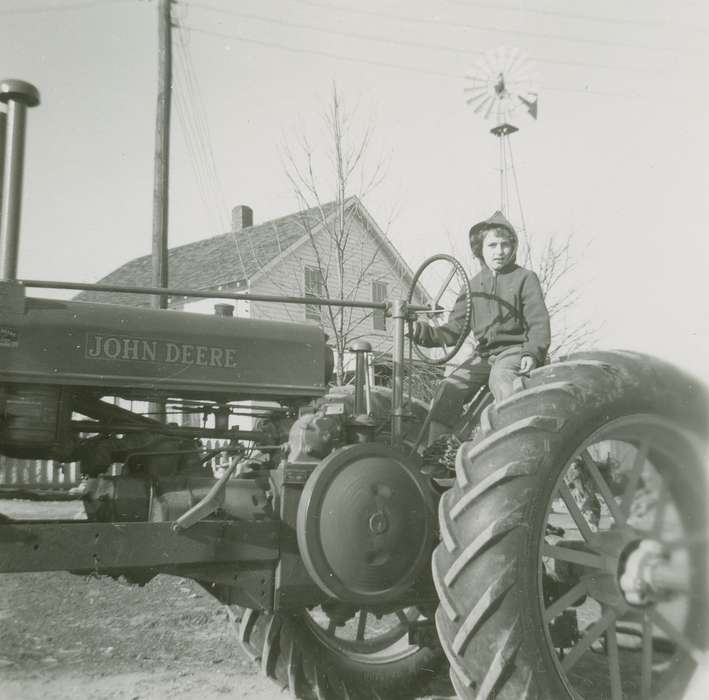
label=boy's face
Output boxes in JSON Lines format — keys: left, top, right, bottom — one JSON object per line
{"left": 482, "top": 229, "right": 514, "bottom": 271}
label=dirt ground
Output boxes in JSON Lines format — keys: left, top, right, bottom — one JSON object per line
{"left": 1, "top": 500, "right": 707, "bottom": 700}
{"left": 0, "top": 570, "right": 459, "bottom": 700}
{"left": 0, "top": 499, "right": 452, "bottom": 700}
{"left": 0, "top": 570, "right": 282, "bottom": 700}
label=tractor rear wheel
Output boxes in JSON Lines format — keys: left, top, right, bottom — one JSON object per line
{"left": 235, "top": 603, "right": 442, "bottom": 699}
{"left": 433, "top": 351, "right": 708, "bottom": 699}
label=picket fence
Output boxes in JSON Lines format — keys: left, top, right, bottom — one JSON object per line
{"left": 0, "top": 439, "right": 231, "bottom": 491}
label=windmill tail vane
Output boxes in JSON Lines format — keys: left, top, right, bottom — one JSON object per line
{"left": 518, "top": 94, "right": 538, "bottom": 119}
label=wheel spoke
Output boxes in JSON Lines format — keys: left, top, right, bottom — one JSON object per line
{"left": 327, "top": 619, "right": 337, "bottom": 635}
{"left": 432, "top": 267, "right": 456, "bottom": 308}
{"left": 648, "top": 609, "right": 706, "bottom": 664}
{"left": 558, "top": 482, "right": 595, "bottom": 542}
{"left": 641, "top": 613, "right": 653, "bottom": 697}
{"left": 606, "top": 619, "right": 623, "bottom": 700}
{"left": 543, "top": 579, "right": 589, "bottom": 623}
{"left": 356, "top": 609, "right": 368, "bottom": 641}
{"left": 562, "top": 608, "right": 615, "bottom": 672}
{"left": 580, "top": 450, "right": 626, "bottom": 526}
{"left": 395, "top": 609, "right": 410, "bottom": 626}
{"left": 621, "top": 442, "right": 649, "bottom": 517}
{"left": 542, "top": 542, "right": 607, "bottom": 570}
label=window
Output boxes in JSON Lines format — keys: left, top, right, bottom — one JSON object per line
{"left": 372, "top": 281, "right": 387, "bottom": 330}
{"left": 304, "top": 266, "right": 323, "bottom": 321}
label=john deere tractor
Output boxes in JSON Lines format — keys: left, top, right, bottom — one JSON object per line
{"left": 1, "top": 80, "right": 706, "bottom": 700}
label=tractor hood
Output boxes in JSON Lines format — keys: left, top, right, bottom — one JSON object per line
{"left": 0, "top": 285, "right": 332, "bottom": 402}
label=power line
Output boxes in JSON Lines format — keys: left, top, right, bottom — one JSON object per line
{"left": 286, "top": 0, "right": 694, "bottom": 53}
{"left": 447, "top": 0, "right": 709, "bottom": 35}
{"left": 173, "top": 84, "right": 218, "bottom": 234}
{"left": 181, "top": 23, "right": 642, "bottom": 98}
{"left": 184, "top": 24, "right": 459, "bottom": 79}
{"left": 177, "top": 23, "right": 230, "bottom": 231}
{"left": 173, "top": 29, "right": 220, "bottom": 230}
{"left": 184, "top": 1, "right": 653, "bottom": 73}
{"left": 0, "top": 0, "right": 131, "bottom": 16}
{"left": 173, "top": 23, "right": 230, "bottom": 234}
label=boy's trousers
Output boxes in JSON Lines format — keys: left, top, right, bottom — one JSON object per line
{"left": 427, "top": 346, "right": 523, "bottom": 433}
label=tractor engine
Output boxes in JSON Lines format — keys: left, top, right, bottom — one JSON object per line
{"left": 266, "top": 385, "right": 437, "bottom": 608}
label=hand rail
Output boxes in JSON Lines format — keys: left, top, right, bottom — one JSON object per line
{"left": 18, "top": 278, "right": 429, "bottom": 314}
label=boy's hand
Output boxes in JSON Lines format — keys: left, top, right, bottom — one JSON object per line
{"left": 518, "top": 355, "right": 537, "bottom": 375}
{"left": 407, "top": 320, "right": 427, "bottom": 345}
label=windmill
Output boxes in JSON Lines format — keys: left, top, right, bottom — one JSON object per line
{"left": 464, "top": 47, "right": 538, "bottom": 221}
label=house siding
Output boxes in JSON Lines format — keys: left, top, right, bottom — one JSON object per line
{"left": 248, "top": 211, "right": 409, "bottom": 356}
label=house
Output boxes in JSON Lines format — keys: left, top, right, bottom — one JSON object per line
{"left": 78, "top": 196, "right": 428, "bottom": 385}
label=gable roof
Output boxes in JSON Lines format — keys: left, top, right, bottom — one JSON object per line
{"left": 74, "top": 197, "right": 427, "bottom": 308}
{"left": 75, "top": 200, "right": 340, "bottom": 306}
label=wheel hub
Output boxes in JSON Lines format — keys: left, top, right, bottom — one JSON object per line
{"left": 369, "top": 510, "right": 389, "bottom": 535}
{"left": 619, "top": 538, "right": 688, "bottom": 605}
{"left": 571, "top": 528, "right": 690, "bottom": 610}
{"left": 297, "top": 443, "right": 436, "bottom": 604}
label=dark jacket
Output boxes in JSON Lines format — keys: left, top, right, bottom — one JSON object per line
{"left": 417, "top": 212, "right": 551, "bottom": 363}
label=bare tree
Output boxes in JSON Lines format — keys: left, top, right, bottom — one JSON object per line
{"left": 282, "top": 84, "right": 403, "bottom": 385}
{"left": 526, "top": 233, "right": 599, "bottom": 358}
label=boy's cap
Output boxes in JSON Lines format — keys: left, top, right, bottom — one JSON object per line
{"left": 468, "top": 210, "right": 518, "bottom": 244}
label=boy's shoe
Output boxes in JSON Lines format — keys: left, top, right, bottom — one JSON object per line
{"left": 420, "top": 434, "right": 462, "bottom": 477}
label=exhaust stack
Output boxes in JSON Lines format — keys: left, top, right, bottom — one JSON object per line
{"left": 0, "top": 79, "right": 40, "bottom": 281}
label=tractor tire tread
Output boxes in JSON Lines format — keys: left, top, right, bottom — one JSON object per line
{"left": 433, "top": 351, "right": 707, "bottom": 699}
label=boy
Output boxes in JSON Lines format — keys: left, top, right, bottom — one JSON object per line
{"left": 412, "top": 210, "right": 550, "bottom": 462}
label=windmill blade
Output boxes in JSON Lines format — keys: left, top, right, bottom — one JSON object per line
{"left": 506, "top": 65, "right": 534, "bottom": 87}
{"left": 472, "top": 94, "right": 493, "bottom": 115}
{"left": 473, "top": 94, "right": 494, "bottom": 116}
{"left": 503, "top": 47, "right": 523, "bottom": 80}
{"left": 483, "top": 95, "right": 496, "bottom": 119}
{"left": 466, "top": 91, "right": 491, "bottom": 108}
{"left": 464, "top": 91, "right": 490, "bottom": 103}
{"left": 463, "top": 84, "right": 489, "bottom": 96}
{"left": 464, "top": 91, "right": 490, "bottom": 104}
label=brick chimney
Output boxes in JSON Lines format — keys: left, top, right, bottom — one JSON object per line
{"left": 232, "top": 205, "right": 253, "bottom": 232}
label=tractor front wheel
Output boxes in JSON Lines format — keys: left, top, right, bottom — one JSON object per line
{"left": 433, "top": 351, "right": 708, "bottom": 699}
{"left": 235, "top": 604, "right": 442, "bottom": 699}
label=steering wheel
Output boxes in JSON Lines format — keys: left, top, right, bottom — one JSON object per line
{"left": 406, "top": 254, "right": 473, "bottom": 365}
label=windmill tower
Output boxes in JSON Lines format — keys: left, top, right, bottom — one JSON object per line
{"left": 464, "top": 47, "right": 538, "bottom": 227}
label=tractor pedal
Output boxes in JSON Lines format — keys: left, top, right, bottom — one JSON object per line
{"left": 420, "top": 434, "right": 461, "bottom": 477}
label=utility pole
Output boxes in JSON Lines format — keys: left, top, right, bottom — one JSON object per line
{"left": 152, "top": 0, "right": 171, "bottom": 310}
{"left": 150, "top": 0, "right": 172, "bottom": 424}
{"left": 0, "top": 110, "right": 6, "bottom": 233}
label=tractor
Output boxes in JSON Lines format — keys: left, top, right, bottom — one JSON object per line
{"left": 0, "top": 80, "right": 707, "bottom": 700}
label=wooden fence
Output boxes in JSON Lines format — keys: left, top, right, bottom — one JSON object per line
{"left": 0, "top": 439, "right": 231, "bottom": 491}
{"left": 0, "top": 458, "right": 81, "bottom": 490}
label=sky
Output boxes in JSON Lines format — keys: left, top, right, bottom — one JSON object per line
{"left": 1, "top": 0, "right": 708, "bottom": 381}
